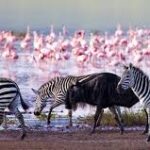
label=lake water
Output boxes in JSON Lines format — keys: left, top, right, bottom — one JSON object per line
{"left": 0, "top": 36, "right": 146, "bottom": 130}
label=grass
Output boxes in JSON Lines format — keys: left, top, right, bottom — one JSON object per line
{"left": 35, "top": 113, "right": 57, "bottom": 121}
{"left": 79, "top": 110, "right": 147, "bottom": 127}
{"left": 121, "top": 111, "right": 146, "bottom": 126}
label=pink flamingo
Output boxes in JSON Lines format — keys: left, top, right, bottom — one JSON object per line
{"left": 2, "top": 44, "right": 18, "bottom": 59}
{"left": 20, "top": 26, "right": 32, "bottom": 49}
{"left": 2, "top": 32, "right": 18, "bottom": 59}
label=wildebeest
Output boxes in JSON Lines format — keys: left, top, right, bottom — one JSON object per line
{"left": 65, "top": 72, "right": 140, "bottom": 133}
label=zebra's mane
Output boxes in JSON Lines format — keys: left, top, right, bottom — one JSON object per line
{"left": 132, "top": 66, "right": 149, "bottom": 79}
{"left": 39, "top": 76, "right": 64, "bottom": 91}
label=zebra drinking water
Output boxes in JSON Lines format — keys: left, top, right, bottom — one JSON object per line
{"left": 32, "top": 73, "right": 123, "bottom": 129}
{"left": 117, "top": 63, "right": 150, "bottom": 141}
{"left": 0, "top": 78, "right": 29, "bottom": 139}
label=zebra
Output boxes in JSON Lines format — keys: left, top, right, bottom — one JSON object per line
{"left": 117, "top": 63, "right": 150, "bottom": 141}
{"left": 32, "top": 73, "right": 124, "bottom": 130}
{"left": 0, "top": 78, "right": 29, "bottom": 139}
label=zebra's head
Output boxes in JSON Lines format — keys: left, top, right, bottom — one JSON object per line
{"left": 117, "top": 63, "right": 135, "bottom": 93}
{"left": 32, "top": 88, "right": 47, "bottom": 116}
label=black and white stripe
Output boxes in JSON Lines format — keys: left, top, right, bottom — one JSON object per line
{"left": 117, "top": 63, "right": 150, "bottom": 141}
{"left": 32, "top": 73, "right": 123, "bottom": 128}
{"left": 0, "top": 78, "right": 28, "bottom": 139}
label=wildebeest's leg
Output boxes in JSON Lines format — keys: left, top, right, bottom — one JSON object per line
{"left": 47, "top": 102, "right": 63, "bottom": 125}
{"left": 109, "top": 106, "right": 124, "bottom": 134}
{"left": 68, "top": 109, "right": 72, "bottom": 127}
{"left": 91, "top": 106, "right": 102, "bottom": 134}
{"left": 143, "top": 109, "right": 149, "bottom": 134}
{"left": 96, "top": 109, "right": 104, "bottom": 127}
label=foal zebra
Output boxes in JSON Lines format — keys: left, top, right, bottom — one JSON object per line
{"left": 32, "top": 74, "right": 123, "bottom": 129}
{"left": 0, "top": 78, "right": 28, "bottom": 139}
{"left": 117, "top": 63, "right": 150, "bottom": 141}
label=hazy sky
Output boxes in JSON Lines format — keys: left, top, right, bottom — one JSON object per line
{"left": 0, "top": 0, "right": 150, "bottom": 31}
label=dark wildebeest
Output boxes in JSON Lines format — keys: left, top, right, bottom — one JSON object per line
{"left": 65, "top": 72, "right": 141, "bottom": 134}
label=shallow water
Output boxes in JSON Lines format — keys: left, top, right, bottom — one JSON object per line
{"left": 0, "top": 38, "right": 145, "bottom": 131}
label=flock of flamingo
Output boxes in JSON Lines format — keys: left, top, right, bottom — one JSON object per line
{"left": 0, "top": 25, "right": 150, "bottom": 71}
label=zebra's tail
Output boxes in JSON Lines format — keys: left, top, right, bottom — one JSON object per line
{"left": 13, "top": 81, "right": 29, "bottom": 110}
{"left": 19, "top": 93, "right": 29, "bottom": 110}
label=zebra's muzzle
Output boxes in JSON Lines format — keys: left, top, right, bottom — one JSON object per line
{"left": 34, "top": 111, "right": 40, "bottom": 116}
{"left": 116, "top": 84, "right": 125, "bottom": 94}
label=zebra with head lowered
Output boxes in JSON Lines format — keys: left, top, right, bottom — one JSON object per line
{"left": 32, "top": 73, "right": 123, "bottom": 129}
{"left": 117, "top": 63, "right": 150, "bottom": 141}
{"left": 0, "top": 78, "right": 29, "bottom": 139}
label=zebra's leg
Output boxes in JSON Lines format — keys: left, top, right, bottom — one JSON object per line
{"left": 9, "top": 100, "right": 26, "bottom": 140}
{"left": 91, "top": 106, "right": 102, "bottom": 134}
{"left": 0, "top": 112, "right": 4, "bottom": 125}
{"left": 47, "top": 107, "right": 53, "bottom": 125}
{"left": 109, "top": 106, "right": 124, "bottom": 134}
{"left": 9, "top": 108, "right": 26, "bottom": 140}
{"left": 3, "top": 113, "right": 8, "bottom": 129}
{"left": 143, "top": 109, "right": 149, "bottom": 134}
{"left": 15, "top": 109, "right": 26, "bottom": 140}
{"left": 47, "top": 102, "right": 63, "bottom": 125}
{"left": 147, "top": 108, "right": 150, "bottom": 142}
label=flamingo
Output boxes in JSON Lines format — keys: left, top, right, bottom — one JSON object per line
{"left": 20, "top": 26, "right": 32, "bottom": 49}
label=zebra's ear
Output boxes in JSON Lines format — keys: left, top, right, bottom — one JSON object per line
{"left": 32, "top": 88, "right": 39, "bottom": 95}
{"left": 129, "top": 63, "right": 133, "bottom": 68}
{"left": 123, "top": 65, "right": 128, "bottom": 70}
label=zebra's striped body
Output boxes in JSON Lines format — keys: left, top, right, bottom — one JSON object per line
{"left": 0, "top": 78, "right": 28, "bottom": 139}
{"left": 117, "top": 63, "right": 150, "bottom": 141}
{"left": 32, "top": 73, "right": 123, "bottom": 130}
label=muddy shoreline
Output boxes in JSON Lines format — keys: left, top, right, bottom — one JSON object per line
{"left": 0, "top": 127, "right": 150, "bottom": 150}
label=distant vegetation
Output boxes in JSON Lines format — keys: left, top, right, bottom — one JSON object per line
{"left": 11, "top": 31, "right": 26, "bottom": 38}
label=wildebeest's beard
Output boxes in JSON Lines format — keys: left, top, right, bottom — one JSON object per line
{"left": 70, "top": 87, "right": 86, "bottom": 111}
{"left": 65, "top": 93, "right": 72, "bottom": 110}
